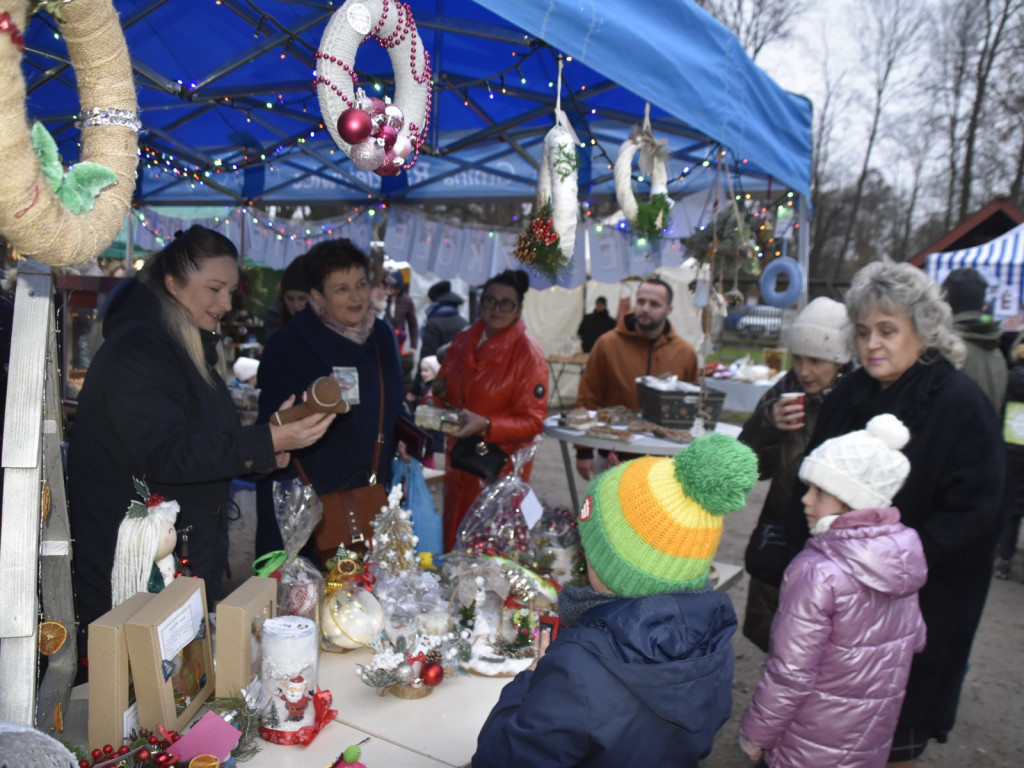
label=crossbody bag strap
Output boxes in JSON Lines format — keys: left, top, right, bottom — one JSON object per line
{"left": 368, "top": 337, "right": 385, "bottom": 484}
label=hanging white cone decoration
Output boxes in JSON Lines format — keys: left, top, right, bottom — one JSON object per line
{"left": 614, "top": 105, "right": 671, "bottom": 241}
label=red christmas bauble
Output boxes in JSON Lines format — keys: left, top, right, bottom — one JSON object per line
{"left": 79, "top": 761, "right": 90, "bottom": 768}
{"left": 367, "top": 97, "right": 386, "bottom": 117}
{"left": 378, "top": 124, "right": 398, "bottom": 150}
{"left": 91, "top": 748, "right": 103, "bottom": 759}
{"left": 420, "top": 661, "right": 443, "bottom": 686}
{"left": 118, "top": 745, "right": 130, "bottom": 755}
{"left": 337, "top": 108, "right": 372, "bottom": 145}
{"left": 103, "top": 744, "right": 114, "bottom": 754}
{"left": 136, "top": 748, "right": 151, "bottom": 761}
{"left": 374, "top": 150, "right": 402, "bottom": 177}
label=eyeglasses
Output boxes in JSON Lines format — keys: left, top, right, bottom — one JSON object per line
{"left": 481, "top": 295, "right": 518, "bottom": 312}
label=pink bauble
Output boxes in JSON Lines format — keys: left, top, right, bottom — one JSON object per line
{"left": 392, "top": 134, "right": 414, "bottom": 161}
{"left": 384, "top": 104, "right": 405, "bottom": 131}
{"left": 350, "top": 138, "right": 385, "bottom": 171}
{"left": 337, "top": 108, "right": 372, "bottom": 145}
{"left": 367, "top": 97, "right": 386, "bottom": 117}
{"left": 374, "top": 150, "right": 403, "bottom": 176}
{"left": 378, "top": 124, "right": 398, "bottom": 149}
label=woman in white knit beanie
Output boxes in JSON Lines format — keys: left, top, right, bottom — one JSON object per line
{"left": 738, "top": 296, "right": 854, "bottom": 652}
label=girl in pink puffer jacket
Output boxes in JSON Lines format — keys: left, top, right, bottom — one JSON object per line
{"left": 739, "top": 414, "right": 927, "bottom": 768}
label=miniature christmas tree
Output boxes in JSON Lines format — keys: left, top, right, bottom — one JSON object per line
{"left": 371, "top": 485, "right": 419, "bottom": 578}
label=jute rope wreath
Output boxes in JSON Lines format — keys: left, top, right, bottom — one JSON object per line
{"left": 0, "top": 0, "right": 138, "bottom": 265}
{"left": 614, "top": 105, "right": 670, "bottom": 241}
{"left": 315, "top": 0, "right": 431, "bottom": 176}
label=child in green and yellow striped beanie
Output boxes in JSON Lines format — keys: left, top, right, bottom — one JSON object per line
{"left": 473, "top": 433, "right": 758, "bottom": 768}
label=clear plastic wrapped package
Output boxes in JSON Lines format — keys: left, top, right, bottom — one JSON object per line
{"left": 267, "top": 478, "right": 325, "bottom": 625}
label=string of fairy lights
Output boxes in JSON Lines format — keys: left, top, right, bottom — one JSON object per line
{"left": 35, "top": 1, "right": 798, "bottom": 251}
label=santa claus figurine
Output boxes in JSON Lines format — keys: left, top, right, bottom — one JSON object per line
{"left": 279, "top": 675, "right": 311, "bottom": 722}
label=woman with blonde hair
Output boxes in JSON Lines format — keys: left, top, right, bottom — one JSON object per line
{"left": 69, "top": 226, "right": 334, "bottom": 653}
{"left": 776, "top": 261, "right": 1004, "bottom": 766}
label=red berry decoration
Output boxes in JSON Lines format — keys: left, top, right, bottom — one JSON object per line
{"left": 79, "top": 761, "right": 90, "bottom": 768}
{"left": 119, "top": 745, "right": 130, "bottom": 755}
{"left": 136, "top": 748, "right": 151, "bottom": 761}
{"left": 337, "top": 108, "right": 372, "bottom": 145}
{"left": 148, "top": 735, "right": 159, "bottom": 745}
{"left": 91, "top": 748, "right": 103, "bottom": 759}
{"left": 420, "top": 661, "right": 443, "bottom": 686}
{"left": 103, "top": 744, "right": 114, "bottom": 755}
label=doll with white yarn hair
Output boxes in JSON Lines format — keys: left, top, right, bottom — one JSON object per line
{"left": 111, "top": 478, "right": 180, "bottom": 608}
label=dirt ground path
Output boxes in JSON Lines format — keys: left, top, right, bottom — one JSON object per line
{"left": 227, "top": 421, "right": 1024, "bottom": 765}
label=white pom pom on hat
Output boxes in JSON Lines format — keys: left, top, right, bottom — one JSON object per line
{"left": 865, "top": 413, "right": 909, "bottom": 451}
{"left": 798, "top": 413, "right": 912, "bottom": 510}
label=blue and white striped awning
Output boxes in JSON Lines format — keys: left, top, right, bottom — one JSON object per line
{"left": 925, "top": 222, "right": 1024, "bottom": 319}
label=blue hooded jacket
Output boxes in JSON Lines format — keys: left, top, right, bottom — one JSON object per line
{"left": 473, "top": 586, "right": 737, "bottom": 767}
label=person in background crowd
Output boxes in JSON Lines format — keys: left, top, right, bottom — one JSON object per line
{"left": 431, "top": 269, "right": 548, "bottom": 550}
{"left": 788, "top": 262, "right": 1005, "bottom": 766}
{"left": 942, "top": 267, "right": 1007, "bottom": 413}
{"left": 740, "top": 415, "right": 927, "bottom": 767}
{"left": 68, "top": 226, "right": 333, "bottom": 657}
{"left": 995, "top": 337, "right": 1024, "bottom": 580}
{"left": 473, "top": 434, "right": 758, "bottom": 767}
{"left": 738, "top": 297, "right": 854, "bottom": 652}
{"left": 577, "top": 295, "right": 616, "bottom": 353}
{"left": 264, "top": 253, "right": 310, "bottom": 338}
{"left": 386, "top": 269, "right": 418, "bottom": 353}
{"left": 420, "top": 279, "right": 468, "bottom": 362}
{"left": 575, "top": 276, "right": 698, "bottom": 480}
{"left": 254, "top": 239, "right": 405, "bottom": 556}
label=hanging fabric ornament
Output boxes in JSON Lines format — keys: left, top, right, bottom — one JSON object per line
{"left": 535, "top": 107, "right": 579, "bottom": 265}
{"left": 315, "top": 0, "right": 432, "bottom": 175}
{"left": 614, "top": 105, "right": 671, "bottom": 242}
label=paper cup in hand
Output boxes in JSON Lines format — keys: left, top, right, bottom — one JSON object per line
{"left": 779, "top": 392, "right": 805, "bottom": 426}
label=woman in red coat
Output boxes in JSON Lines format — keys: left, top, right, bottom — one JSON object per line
{"left": 433, "top": 269, "right": 549, "bottom": 550}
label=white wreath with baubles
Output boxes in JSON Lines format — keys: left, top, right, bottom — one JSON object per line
{"left": 315, "top": 0, "right": 432, "bottom": 176}
{"left": 0, "top": 0, "right": 139, "bottom": 265}
{"left": 536, "top": 109, "right": 580, "bottom": 262}
{"left": 614, "top": 122, "right": 671, "bottom": 240}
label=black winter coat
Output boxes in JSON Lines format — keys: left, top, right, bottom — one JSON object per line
{"left": 798, "top": 357, "right": 1005, "bottom": 743}
{"left": 420, "top": 293, "right": 467, "bottom": 361}
{"left": 68, "top": 280, "right": 276, "bottom": 632}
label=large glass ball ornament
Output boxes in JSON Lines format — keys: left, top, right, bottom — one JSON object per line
{"left": 337, "top": 108, "right": 372, "bottom": 145}
{"left": 350, "top": 138, "right": 385, "bottom": 171}
{"left": 320, "top": 586, "right": 384, "bottom": 650}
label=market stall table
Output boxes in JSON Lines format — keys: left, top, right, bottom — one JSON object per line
{"left": 546, "top": 353, "right": 588, "bottom": 409}
{"left": 708, "top": 378, "right": 774, "bottom": 413}
{"left": 543, "top": 415, "right": 742, "bottom": 512}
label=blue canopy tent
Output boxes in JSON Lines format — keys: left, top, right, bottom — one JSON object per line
{"left": 22, "top": 0, "right": 811, "bottom": 207}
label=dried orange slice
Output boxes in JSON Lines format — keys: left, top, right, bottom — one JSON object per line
{"left": 188, "top": 756, "right": 220, "bottom": 768}
{"left": 54, "top": 701, "right": 64, "bottom": 733}
{"left": 38, "top": 621, "right": 67, "bottom": 656}
{"left": 41, "top": 484, "right": 51, "bottom": 523}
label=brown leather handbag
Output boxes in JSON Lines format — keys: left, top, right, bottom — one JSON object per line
{"left": 297, "top": 344, "right": 388, "bottom": 566}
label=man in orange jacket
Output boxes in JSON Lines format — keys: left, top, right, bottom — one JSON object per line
{"left": 575, "top": 277, "right": 698, "bottom": 479}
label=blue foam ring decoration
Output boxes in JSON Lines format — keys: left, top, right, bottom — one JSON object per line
{"left": 759, "top": 256, "right": 804, "bottom": 308}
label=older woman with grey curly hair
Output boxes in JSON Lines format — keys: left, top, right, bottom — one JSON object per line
{"left": 781, "top": 261, "right": 1004, "bottom": 767}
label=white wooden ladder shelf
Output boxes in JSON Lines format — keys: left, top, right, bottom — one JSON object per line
{"left": 0, "top": 259, "right": 77, "bottom": 733}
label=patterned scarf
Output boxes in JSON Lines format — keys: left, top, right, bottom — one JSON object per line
{"left": 309, "top": 294, "right": 375, "bottom": 345}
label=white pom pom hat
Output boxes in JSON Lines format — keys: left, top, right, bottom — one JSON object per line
{"left": 798, "top": 414, "right": 911, "bottom": 510}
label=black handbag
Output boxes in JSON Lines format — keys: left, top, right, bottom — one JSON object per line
{"left": 449, "top": 436, "right": 508, "bottom": 480}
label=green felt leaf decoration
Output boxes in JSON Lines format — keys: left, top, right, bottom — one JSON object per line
{"left": 31, "top": 122, "right": 63, "bottom": 194}
{"left": 125, "top": 477, "right": 151, "bottom": 519}
{"left": 60, "top": 162, "right": 118, "bottom": 213}
{"left": 30, "top": 121, "right": 118, "bottom": 214}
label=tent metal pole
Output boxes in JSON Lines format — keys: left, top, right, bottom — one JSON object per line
{"left": 798, "top": 195, "right": 810, "bottom": 310}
